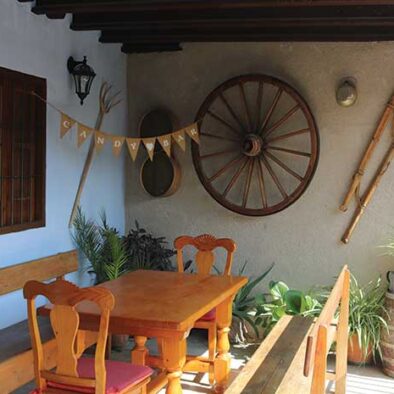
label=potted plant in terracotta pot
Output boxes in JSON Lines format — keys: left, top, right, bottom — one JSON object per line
{"left": 348, "top": 274, "right": 388, "bottom": 364}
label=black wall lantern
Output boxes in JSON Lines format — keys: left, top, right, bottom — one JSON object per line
{"left": 67, "top": 56, "right": 96, "bottom": 105}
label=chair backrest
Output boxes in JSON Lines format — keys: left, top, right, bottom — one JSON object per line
{"left": 0, "top": 250, "right": 78, "bottom": 296}
{"left": 174, "top": 234, "right": 236, "bottom": 275}
{"left": 304, "top": 265, "right": 350, "bottom": 394}
{"left": 23, "top": 279, "right": 115, "bottom": 394}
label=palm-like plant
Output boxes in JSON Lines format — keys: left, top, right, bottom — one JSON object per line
{"left": 230, "top": 262, "right": 274, "bottom": 343}
{"left": 72, "top": 207, "right": 127, "bottom": 283}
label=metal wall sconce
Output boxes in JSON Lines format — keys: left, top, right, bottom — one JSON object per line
{"left": 336, "top": 78, "right": 358, "bottom": 107}
{"left": 67, "top": 56, "right": 96, "bottom": 105}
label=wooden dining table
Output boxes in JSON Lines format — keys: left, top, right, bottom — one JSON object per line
{"left": 40, "top": 269, "right": 247, "bottom": 394}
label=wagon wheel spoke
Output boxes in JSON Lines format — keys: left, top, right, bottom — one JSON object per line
{"left": 262, "top": 104, "right": 300, "bottom": 139}
{"left": 257, "top": 157, "right": 268, "bottom": 208}
{"left": 266, "top": 145, "right": 311, "bottom": 158}
{"left": 255, "top": 82, "right": 264, "bottom": 131}
{"left": 242, "top": 158, "right": 255, "bottom": 208}
{"left": 219, "top": 93, "right": 247, "bottom": 134}
{"left": 260, "top": 155, "right": 288, "bottom": 199}
{"left": 200, "top": 148, "right": 238, "bottom": 160}
{"left": 259, "top": 88, "right": 282, "bottom": 135}
{"left": 192, "top": 74, "right": 319, "bottom": 216}
{"left": 207, "top": 110, "right": 243, "bottom": 137}
{"left": 266, "top": 128, "right": 309, "bottom": 144}
{"left": 239, "top": 83, "right": 253, "bottom": 133}
{"left": 200, "top": 131, "right": 241, "bottom": 143}
{"left": 208, "top": 154, "right": 244, "bottom": 182}
{"left": 264, "top": 150, "right": 304, "bottom": 182}
{"left": 222, "top": 157, "right": 249, "bottom": 198}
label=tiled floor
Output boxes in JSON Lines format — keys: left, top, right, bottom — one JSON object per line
{"left": 14, "top": 330, "right": 394, "bottom": 393}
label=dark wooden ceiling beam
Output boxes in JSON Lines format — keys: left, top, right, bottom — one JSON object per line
{"left": 100, "top": 25, "right": 394, "bottom": 43}
{"left": 121, "top": 43, "right": 182, "bottom": 54}
{"left": 70, "top": 6, "right": 394, "bottom": 31}
{"left": 31, "top": 0, "right": 394, "bottom": 16}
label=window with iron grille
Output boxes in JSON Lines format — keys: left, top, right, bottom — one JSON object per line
{"left": 0, "top": 67, "right": 46, "bottom": 234}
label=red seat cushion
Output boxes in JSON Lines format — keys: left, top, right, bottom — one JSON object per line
{"left": 32, "top": 358, "right": 152, "bottom": 394}
{"left": 198, "top": 308, "right": 216, "bottom": 321}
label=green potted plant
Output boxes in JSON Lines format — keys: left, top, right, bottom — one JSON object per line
{"left": 258, "top": 281, "right": 323, "bottom": 336}
{"left": 72, "top": 208, "right": 129, "bottom": 350}
{"left": 229, "top": 262, "right": 274, "bottom": 344}
{"left": 123, "top": 221, "right": 177, "bottom": 272}
{"left": 347, "top": 274, "right": 388, "bottom": 364}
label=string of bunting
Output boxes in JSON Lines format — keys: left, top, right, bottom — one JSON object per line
{"left": 60, "top": 112, "right": 200, "bottom": 161}
{"left": 30, "top": 91, "right": 200, "bottom": 162}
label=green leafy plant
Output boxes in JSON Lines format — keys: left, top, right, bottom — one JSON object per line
{"left": 230, "top": 262, "right": 274, "bottom": 344}
{"left": 348, "top": 274, "right": 388, "bottom": 361}
{"left": 72, "top": 207, "right": 127, "bottom": 284}
{"left": 258, "top": 281, "right": 323, "bottom": 334}
{"left": 123, "top": 221, "right": 176, "bottom": 272}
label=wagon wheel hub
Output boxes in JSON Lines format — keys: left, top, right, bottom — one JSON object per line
{"left": 242, "top": 134, "right": 263, "bottom": 157}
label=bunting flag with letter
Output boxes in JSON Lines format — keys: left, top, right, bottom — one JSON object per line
{"left": 54, "top": 100, "right": 200, "bottom": 162}
{"left": 172, "top": 129, "right": 186, "bottom": 151}
{"left": 142, "top": 137, "right": 156, "bottom": 161}
{"left": 95, "top": 131, "right": 107, "bottom": 153}
{"left": 77, "top": 123, "right": 94, "bottom": 147}
{"left": 185, "top": 123, "right": 200, "bottom": 143}
{"left": 112, "top": 136, "right": 125, "bottom": 157}
{"left": 60, "top": 113, "right": 76, "bottom": 138}
{"left": 126, "top": 138, "right": 140, "bottom": 161}
{"left": 158, "top": 134, "right": 172, "bottom": 157}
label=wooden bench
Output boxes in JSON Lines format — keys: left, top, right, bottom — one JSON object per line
{"left": 227, "top": 265, "right": 350, "bottom": 394}
{"left": 0, "top": 250, "right": 85, "bottom": 393}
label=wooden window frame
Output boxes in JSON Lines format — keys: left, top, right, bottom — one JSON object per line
{"left": 0, "top": 67, "right": 46, "bottom": 235}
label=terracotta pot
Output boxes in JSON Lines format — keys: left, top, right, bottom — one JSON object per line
{"left": 347, "top": 333, "right": 373, "bottom": 365}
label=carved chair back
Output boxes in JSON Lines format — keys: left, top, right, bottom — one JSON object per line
{"left": 174, "top": 234, "right": 236, "bottom": 275}
{"left": 23, "top": 279, "right": 115, "bottom": 394}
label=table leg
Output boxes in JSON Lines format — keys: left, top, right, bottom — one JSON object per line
{"left": 131, "top": 336, "right": 148, "bottom": 365}
{"left": 161, "top": 336, "right": 187, "bottom": 394}
{"left": 214, "top": 296, "right": 233, "bottom": 393}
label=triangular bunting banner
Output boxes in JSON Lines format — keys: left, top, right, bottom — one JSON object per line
{"left": 185, "top": 123, "right": 200, "bottom": 144}
{"left": 77, "top": 123, "right": 94, "bottom": 147}
{"left": 95, "top": 131, "right": 107, "bottom": 153}
{"left": 60, "top": 113, "right": 76, "bottom": 138}
{"left": 142, "top": 137, "right": 156, "bottom": 161}
{"left": 158, "top": 134, "right": 172, "bottom": 157}
{"left": 112, "top": 136, "right": 125, "bottom": 157}
{"left": 172, "top": 129, "right": 186, "bottom": 151}
{"left": 126, "top": 138, "right": 140, "bottom": 162}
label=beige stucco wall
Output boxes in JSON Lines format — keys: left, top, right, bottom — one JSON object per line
{"left": 126, "top": 42, "right": 394, "bottom": 289}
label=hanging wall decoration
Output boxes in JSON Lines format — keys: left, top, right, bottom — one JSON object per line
{"left": 340, "top": 94, "right": 394, "bottom": 244}
{"left": 30, "top": 88, "right": 199, "bottom": 223}
{"left": 192, "top": 74, "right": 319, "bottom": 216}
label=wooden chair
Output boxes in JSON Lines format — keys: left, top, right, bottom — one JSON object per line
{"left": 23, "top": 279, "right": 153, "bottom": 394}
{"left": 174, "top": 234, "right": 236, "bottom": 385}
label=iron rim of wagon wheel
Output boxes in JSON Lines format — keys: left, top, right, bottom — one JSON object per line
{"left": 192, "top": 74, "right": 320, "bottom": 216}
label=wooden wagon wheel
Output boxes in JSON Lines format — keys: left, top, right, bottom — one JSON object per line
{"left": 192, "top": 74, "right": 319, "bottom": 216}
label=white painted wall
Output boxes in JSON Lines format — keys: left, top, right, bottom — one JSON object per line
{"left": 126, "top": 42, "right": 394, "bottom": 290}
{"left": 0, "top": 1, "right": 128, "bottom": 329}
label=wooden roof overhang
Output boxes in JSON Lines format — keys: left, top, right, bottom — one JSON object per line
{"left": 17, "top": 1, "right": 394, "bottom": 53}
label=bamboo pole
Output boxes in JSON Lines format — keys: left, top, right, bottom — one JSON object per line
{"left": 68, "top": 82, "right": 121, "bottom": 227}
{"left": 340, "top": 95, "right": 394, "bottom": 212}
{"left": 341, "top": 142, "right": 394, "bottom": 244}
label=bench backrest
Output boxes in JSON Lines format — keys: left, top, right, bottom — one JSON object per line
{"left": 304, "top": 265, "right": 350, "bottom": 394}
{"left": 0, "top": 250, "right": 78, "bottom": 296}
